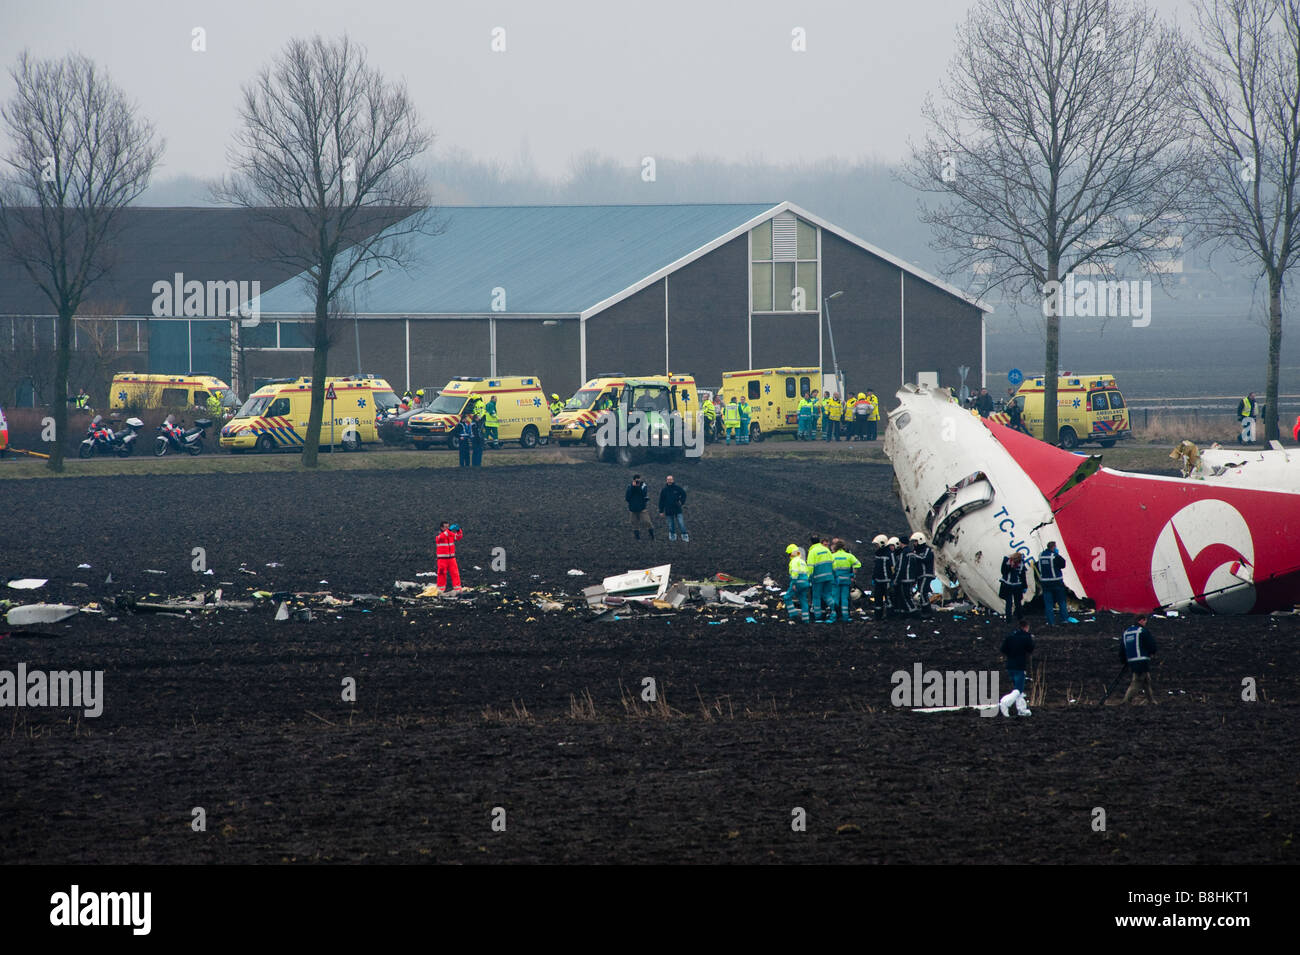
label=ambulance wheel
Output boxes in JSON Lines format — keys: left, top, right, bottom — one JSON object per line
{"left": 520, "top": 425, "right": 539, "bottom": 449}
{"left": 1058, "top": 427, "right": 1079, "bottom": 450}
{"left": 537, "top": 435, "right": 549, "bottom": 446}
{"left": 1100, "top": 439, "right": 1116, "bottom": 448}
{"left": 447, "top": 434, "right": 460, "bottom": 450}
{"left": 750, "top": 424, "right": 764, "bottom": 443}
{"left": 256, "top": 435, "right": 276, "bottom": 454}
{"left": 342, "top": 432, "right": 361, "bottom": 452}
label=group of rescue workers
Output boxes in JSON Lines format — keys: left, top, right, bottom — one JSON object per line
{"left": 792, "top": 390, "right": 880, "bottom": 441}
{"left": 694, "top": 389, "right": 882, "bottom": 444}
{"left": 783, "top": 532, "right": 1078, "bottom": 628}
{"left": 783, "top": 531, "right": 934, "bottom": 623}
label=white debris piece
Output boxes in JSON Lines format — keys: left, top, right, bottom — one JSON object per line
{"left": 567, "top": 569, "right": 585, "bottom": 576}
{"left": 7, "top": 579, "right": 47, "bottom": 590}
{"left": 275, "top": 602, "right": 290, "bottom": 621}
{"left": 7, "top": 603, "right": 78, "bottom": 625}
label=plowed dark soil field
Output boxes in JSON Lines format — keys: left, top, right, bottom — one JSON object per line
{"left": 1, "top": 453, "right": 1297, "bottom": 864}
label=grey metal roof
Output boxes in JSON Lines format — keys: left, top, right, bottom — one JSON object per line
{"left": 255, "top": 203, "right": 780, "bottom": 317}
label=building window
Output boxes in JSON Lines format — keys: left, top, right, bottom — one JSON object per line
{"left": 751, "top": 213, "right": 818, "bottom": 312}
{"left": 243, "top": 321, "right": 312, "bottom": 349}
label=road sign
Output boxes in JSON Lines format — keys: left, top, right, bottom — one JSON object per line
{"left": 1008, "top": 368, "right": 1024, "bottom": 386}
{"left": 324, "top": 383, "right": 337, "bottom": 400}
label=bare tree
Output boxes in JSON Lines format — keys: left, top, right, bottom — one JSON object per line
{"left": 903, "top": 0, "right": 1193, "bottom": 446}
{"left": 1184, "top": 0, "right": 1300, "bottom": 442}
{"left": 0, "top": 51, "right": 161, "bottom": 470}
{"left": 216, "top": 34, "right": 434, "bottom": 467}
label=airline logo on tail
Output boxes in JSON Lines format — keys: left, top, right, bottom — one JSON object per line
{"left": 1150, "top": 500, "right": 1255, "bottom": 613}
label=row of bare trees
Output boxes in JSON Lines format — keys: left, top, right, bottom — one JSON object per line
{"left": 907, "top": 0, "right": 1300, "bottom": 443}
{"left": 0, "top": 36, "right": 433, "bottom": 470}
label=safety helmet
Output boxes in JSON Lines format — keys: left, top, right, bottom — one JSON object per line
{"left": 858, "top": 393, "right": 866, "bottom": 400}
{"left": 910, "top": 532, "right": 927, "bottom": 544}
{"left": 416, "top": 389, "right": 424, "bottom": 396}
{"left": 887, "top": 536, "right": 901, "bottom": 547}
{"left": 786, "top": 544, "right": 800, "bottom": 555}
{"left": 872, "top": 534, "right": 888, "bottom": 545}
{"left": 551, "top": 393, "right": 559, "bottom": 400}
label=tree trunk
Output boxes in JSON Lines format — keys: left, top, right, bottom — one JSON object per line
{"left": 1265, "top": 273, "right": 1282, "bottom": 443}
{"left": 48, "top": 308, "right": 73, "bottom": 472}
{"left": 303, "top": 303, "right": 329, "bottom": 468}
{"left": 1043, "top": 260, "right": 1060, "bottom": 446}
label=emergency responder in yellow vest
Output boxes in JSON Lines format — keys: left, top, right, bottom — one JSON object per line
{"left": 723, "top": 396, "right": 741, "bottom": 444}
{"left": 414, "top": 388, "right": 425, "bottom": 409}
{"left": 205, "top": 391, "right": 223, "bottom": 422}
{"left": 1237, "top": 392, "right": 1257, "bottom": 444}
{"left": 844, "top": 393, "right": 858, "bottom": 440}
{"left": 810, "top": 391, "right": 821, "bottom": 435}
{"left": 785, "top": 544, "right": 810, "bottom": 622}
{"left": 73, "top": 387, "right": 90, "bottom": 412}
{"left": 806, "top": 535, "right": 835, "bottom": 622}
{"left": 797, "top": 393, "right": 815, "bottom": 440}
{"left": 853, "top": 392, "right": 871, "bottom": 440}
{"left": 738, "top": 396, "right": 752, "bottom": 444}
{"left": 865, "top": 390, "right": 880, "bottom": 440}
{"left": 701, "top": 395, "right": 717, "bottom": 442}
{"left": 830, "top": 538, "right": 862, "bottom": 622}
{"left": 824, "top": 392, "right": 842, "bottom": 441}
{"left": 550, "top": 393, "right": 564, "bottom": 416}
{"left": 484, "top": 396, "right": 500, "bottom": 448}
{"left": 470, "top": 394, "right": 486, "bottom": 419}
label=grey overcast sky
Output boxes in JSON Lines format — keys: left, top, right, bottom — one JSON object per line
{"left": 0, "top": 0, "right": 1195, "bottom": 181}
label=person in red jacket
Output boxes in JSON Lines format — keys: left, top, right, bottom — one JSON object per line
{"left": 1293, "top": 414, "right": 1299, "bottom": 442}
{"left": 436, "top": 520, "right": 464, "bottom": 591}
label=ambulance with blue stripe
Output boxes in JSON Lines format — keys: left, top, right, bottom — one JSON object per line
{"left": 220, "top": 375, "right": 398, "bottom": 453}
{"left": 407, "top": 376, "right": 551, "bottom": 449}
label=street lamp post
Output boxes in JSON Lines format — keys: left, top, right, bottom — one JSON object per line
{"left": 354, "top": 268, "right": 383, "bottom": 374}
{"left": 824, "top": 290, "right": 845, "bottom": 398}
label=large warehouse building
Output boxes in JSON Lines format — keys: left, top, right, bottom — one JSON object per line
{"left": 1, "top": 202, "right": 988, "bottom": 405}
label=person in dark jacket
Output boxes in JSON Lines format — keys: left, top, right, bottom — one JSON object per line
{"left": 999, "top": 619, "right": 1035, "bottom": 717}
{"left": 457, "top": 415, "right": 473, "bottom": 467}
{"left": 999, "top": 551, "right": 1028, "bottom": 619}
{"left": 625, "top": 474, "right": 654, "bottom": 540}
{"left": 470, "top": 414, "right": 486, "bottom": 467}
{"left": 1037, "top": 541, "right": 1068, "bottom": 625}
{"left": 658, "top": 475, "right": 688, "bottom": 542}
{"left": 976, "top": 387, "right": 995, "bottom": 418}
{"left": 870, "top": 534, "right": 894, "bottom": 620}
{"left": 1119, "top": 614, "right": 1158, "bottom": 705}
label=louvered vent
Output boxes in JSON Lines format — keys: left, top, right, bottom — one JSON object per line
{"left": 772, "top": 213, "right": 797, "bottom": 261}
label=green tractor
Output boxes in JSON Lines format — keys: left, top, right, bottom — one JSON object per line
{"left": 594, "top": 379, "right": 698, "bottom": 466}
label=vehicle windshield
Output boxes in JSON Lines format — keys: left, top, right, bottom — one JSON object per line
{"left": 630, "top": 386, "right": 671, "bottom": 414}
{"left": 373, "top": 390, "right": 399, "bottom": 411}
{"left": 424, "top": 393, "right": 468, "bottom": 415}
{"left": 564, "top": 388, "right": 601, "bottom": 411}
{"left": 237, "top": 395, "right": 273, "bottom": 417}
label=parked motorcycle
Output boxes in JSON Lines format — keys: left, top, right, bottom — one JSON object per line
{"left": 79, "top": 415, "right": 144, "bottom": 458}
{"left": 154, "top": 415, "right": 211, "bottom": 456}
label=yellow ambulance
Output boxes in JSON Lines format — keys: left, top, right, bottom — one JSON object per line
{"left": 994, "top": 373, "right": 1131, "bottom": 449}
{"left": 719, "top": 366, "right": 820, "bottom": 441}
{"left": 407, "top": 376, "right": 551, "bottom": 449}
{"left": 109, "top": 373, "right": 235, "bottom": 413}
{"left": 550, "top": 372, "right": 698, "bottom": 445}
{"left": 219, "top": 375, "right": 399, "bottom": 452}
